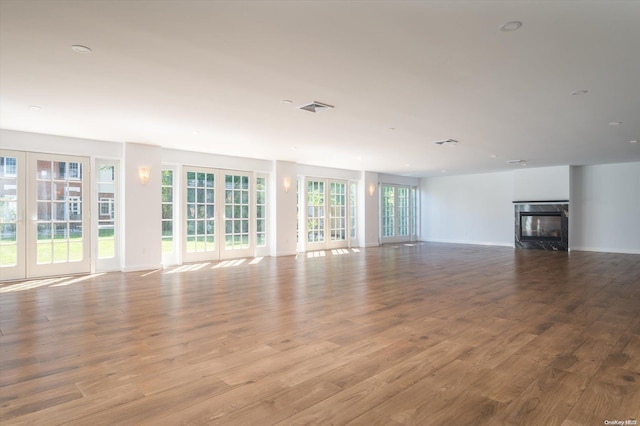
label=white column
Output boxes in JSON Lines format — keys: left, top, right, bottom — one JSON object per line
{"left": 270, "top": 160, "right": 298, "bottom": 257}
{"left": 360, "top": 170, "right": 380, "bottom": 247}
{"left": 122, "top": 142, "right": 162, "bottom": 272}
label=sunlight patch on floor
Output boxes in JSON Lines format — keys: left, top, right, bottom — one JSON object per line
{"left": 331, "top": 248, "right": 351, "bottom": 255}
{"left": 0, "top": 274, "right": 105, "bottom": 293}
{"left": 165, "top": 263, "right": 210, "bottom": 274}
{"left": 50, "top": 273, "right": 105, "bottom": 287}
{"left": 212, "top": 259, "right": 247, "bottom": 269}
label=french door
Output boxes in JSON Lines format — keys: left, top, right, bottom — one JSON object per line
{"left": 182, "top": 167, "right": 254, "bottom": 262}
{"left": 221, "top": 171, "right": 253, "bottom": 259}
{"left": 0, "top": 150, "right": 91, "bottom": 280}
{"left": 0, "top": 151, "right": 25, "bottom": 280}
{"left": 381, "top": 184, "right": 416, "bottom": 244}
{"left": 305, "top": 178, "right": 349, "bottom": 251}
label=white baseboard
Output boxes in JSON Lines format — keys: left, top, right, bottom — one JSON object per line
{"left": 422, "top": 238, "right": 513, "bottom": 248}
{"left": 570, "top": 246, "right": 640, "bottom": 255}
{"left": 273, "top": 250, "right": 298, "bottom": 257}
{"left": 361, "top": 242, "right": 380, "bottom": 248}
{"left": 121, "top": 264, "right": 162, "bottom": 273}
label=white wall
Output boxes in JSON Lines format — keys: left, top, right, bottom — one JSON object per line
{"left": 297, "top": 164, "right": 361, "bottom": 181}
{"left": 0, "top": 129, "right": 122, "bottom": 158}
{"left": 421, "top": 163, "right": 640, "bottom": 254}
{"left": 161, "top": 147, "right": 271, "bottom": 172}
{"left": 513, "top": 166, "right": 570, "bottom": 201}
{"left": 420, "top": 171, "right": 514, "bottom": 246}
{"left": 571, "top": 162, "right": 640, "bottom": 254}
{"left": 378, "top": 173, "right": 420, "bottom": 187}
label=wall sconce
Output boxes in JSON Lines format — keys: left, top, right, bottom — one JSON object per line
{"left": 283, "top": 177, "right": 292, "bottom": 193}
{"left": 138, "top": 166, "right": 150, "bottom": 185}
{"left": 368, "top": 183, "right": 376, "bottom": 197}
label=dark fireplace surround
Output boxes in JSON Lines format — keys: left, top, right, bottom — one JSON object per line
{"left": 514, "top": 201, "right": 569, "bottom": 251}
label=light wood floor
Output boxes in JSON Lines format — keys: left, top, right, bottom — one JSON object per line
{"left": 1, "top": 243, "right": 639, "bottom": 425}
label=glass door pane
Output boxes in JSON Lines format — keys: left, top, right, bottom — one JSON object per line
{"left": 96, "top": 162, "right": 116, "bottom": 260}
{"left": 349, "top": 182, "right": 357, "bottom": 243}
{"left": 183, "top": 168, "right": 216, "bottom": 262}
{"left": 307, "top": 180, "right": 325, "bottom": 245}
{"left": 28, "top": 154, "right": 90, "bottom": 278}
{"left": 221, "top": 171, "right": 253, "bottom": 259}
{"left": 0, "top": 151, "right": 25, "bottom": 280}
{"left": 329, "top": 182, "right": 346, "bottom": 243}
{"left": 161, "top": 170, "right": 175, "bottom": 254}
{"left": 397, "top": 187, "right": 410, "bottom": 236}
{"left": 382, "top": 185, "right": 395, "bottom": 237}
{"left": 411, "top": 187, "right": 417, "bottom": 240}
{"left": 255, "top": 176, "right": 267, "bottom": 248}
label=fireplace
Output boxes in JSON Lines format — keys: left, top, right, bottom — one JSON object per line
{"left": 514, "top": 201, "right": 569, "bottom": 251}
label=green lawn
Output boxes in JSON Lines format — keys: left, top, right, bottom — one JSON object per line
{"left": 0, "top": 236, "right": 118, "bottom": 266}
{"left": 1, "top": 236, "right": 255, "bottom": 267}
{"left": 0, "top": 244, "right": 17, "bottom": 267}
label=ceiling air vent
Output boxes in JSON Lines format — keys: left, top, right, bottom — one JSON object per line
{"left": 298, "top": 101, "right": 334, "bottom": 113}
{"left": 433, "top": 139, "right": 459, "bottom": 147}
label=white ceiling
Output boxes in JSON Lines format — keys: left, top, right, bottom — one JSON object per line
{"left": 1, "top": 0, "right": 639, "bottom": 177}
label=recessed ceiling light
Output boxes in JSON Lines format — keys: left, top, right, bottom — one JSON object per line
{"left": 490, "top": 154, "right": 497, "bottom": 158}
{"left": 71, "top": 45, "right": 92, "bottom": 54}
{"left": 630, "top": 140, "right": 638, "bottom": 144}
{"left": 192, "top": 130, "right": 199, "bottom": 135}
{"left": 404, "top": 164, "right": 410, "bottom": 168}
{"left": 608, "top": 121, "right": 622, "bottom": 126}
{"left": 28, "top": 105, "right": 41, "bottom": 111}
{"left": 387, "top": 127, "right": 396, "bottom": 131}
{"left": 441, "top": 170, "right": 446, "bottom": 173}
{"left": 571, "top": 89, "right": 588, "bottom": 96}
{"left": 281, "top": 99, "right": 293, "bottom": 104}
{"left": 499, "top": 21, "right": 522, "bottom": 32}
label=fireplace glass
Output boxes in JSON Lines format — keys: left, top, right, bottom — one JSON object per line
{"left": 520, "top": 213, "right": 562, "bottom": 241}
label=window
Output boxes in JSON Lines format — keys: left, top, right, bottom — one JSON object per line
{"left": 68, "top": 162, "right": 81, "bottom": 180}
{"left": 99, "top": 197, "right": 114, "bottom": 218}
{"left": 1, "top": 157, "right": 17, "bottom": 177}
